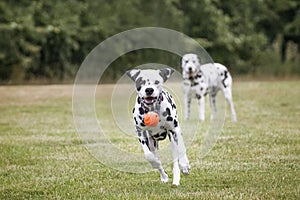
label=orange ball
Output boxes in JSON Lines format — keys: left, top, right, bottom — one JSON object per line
{"left": 144, "top": 112, "right": 160, "bottom": 127}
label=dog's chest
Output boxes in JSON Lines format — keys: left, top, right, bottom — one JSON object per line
{"left": 132, "top": 90, "right": 178, "bottom": 139}
{"left": 184, "top": 77, "right": 207, "bottom": 96}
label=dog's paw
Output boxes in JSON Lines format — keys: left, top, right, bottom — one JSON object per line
{"left": 180, "top": 163, "right": 190, "bottom": 175}
{"left": 160, "top": 172, "right": 169, "bottom": 183}
{"left": 179, "top": 155, "right": 191, "bottom": 175}
{"left": 172, "top": 182, "right": 180, "bottom": 187}
{"left": 181, "top": 167, "right": 190, "bottom": 175}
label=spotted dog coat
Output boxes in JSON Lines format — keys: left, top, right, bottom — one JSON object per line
{"left": 127, "top": 68, "right": 190, "bottom": 186}
{"left": 181, "top": 53, "right": 237, "bottom": 121}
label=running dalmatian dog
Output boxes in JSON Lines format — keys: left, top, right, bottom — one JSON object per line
{"left": 181, "top": 53, "right": 237, "bottom": 122}
{"left": 127, "top": 68, "right": 190, "bottom": 186}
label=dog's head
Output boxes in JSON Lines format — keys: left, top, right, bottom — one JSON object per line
{"left": 127, "top": 68, "right": 174, "bottom": 105}
{"left": 181, "top": 53, "right": 200, "bottom": 78}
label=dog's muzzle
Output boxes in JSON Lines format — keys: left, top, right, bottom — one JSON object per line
{"left": 186, "top": 67, "right": 198, "bottom": 78}
{"left": 142, "top": 96, "right": 157, "bottom": 105}
{"left": 142, "top": 87, "right": 157, "bottom": 105}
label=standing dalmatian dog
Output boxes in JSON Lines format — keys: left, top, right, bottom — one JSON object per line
{"left": 181, "top": 53, "right": 237, "bottom": 121}
{"left": 127, "top": 68, "right": 190, "bottom": 186}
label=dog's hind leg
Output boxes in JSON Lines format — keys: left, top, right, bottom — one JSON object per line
{"left": 209, "top": 93, "right": 217, "bottom": 121}
{"left": 223, "top": 88, "right": 237, "bottom": 122}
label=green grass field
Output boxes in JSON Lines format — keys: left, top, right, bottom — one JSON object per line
{"left": 0, "top": 81, "right": 299, "bottom": 199}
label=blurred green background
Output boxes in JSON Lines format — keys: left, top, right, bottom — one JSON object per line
{"left": 0, "top": 0, "right": 299, "bottom": 84}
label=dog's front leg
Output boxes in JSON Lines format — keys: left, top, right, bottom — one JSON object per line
{"left": 173, "top": 127, "right": 190, "bottom": 175}
{"left": 169, "top": 132, "right": 180, "bottom": 186}
{"left": 169, "top": 127, "right": 190, "bottom": 186}
{"left": 223, "top": 87, "right": 237, "bottom": 122}
{"left": 139, "top": 133, "right": 168, "bottom": 183}
{"left": 197, "top": 94, "right": 205, "bottom": 121}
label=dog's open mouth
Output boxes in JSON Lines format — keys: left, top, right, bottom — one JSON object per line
{"left": 143, "top": 96, "right": 157, "bottom": 105}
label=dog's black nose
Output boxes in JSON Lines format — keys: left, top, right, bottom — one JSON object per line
{"left": 188, "top": 67, "right": 192, "bottom": 72}
{"left": 145, "top": 88, "right": 154, "bottom": 95}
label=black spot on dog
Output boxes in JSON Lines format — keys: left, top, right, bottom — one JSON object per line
{"left": 167, "top": 116, "right": 173, "bottom": 121}
{"left": 172, "top": 104, "right": 176, "bottom": 109}
{"left": 134, "top": 117, "right": 138, "bottom": 125}
{"left": 138, "top": 131, "right": 141, "bottom": 137}
{"left": 135, "top": 77, "right": 146, "bottom": 92}
{"left": 140, "top": 122, "right": 145, "bottom": 127}
{"left": 152, "top": 131, "right": 168, "bottom": 141}
{"left": 139, "top": 116, "right": 142, "bottom": 120}
{"left": 163, "top": 108, "right": 171, "bottom": 117}
{"left": 160, "top": 131, "right": 167, "bottom": 138}
{"left": 137, "top": 97, "right": 141, "bottom": 104}
{"left": 166, "top": 108, "right": 171, "bottom": 115}
{"left": 170, "top": 131, "right": 178, "bottom": 143}
{"left": 222, "top": 70, "right": 228, "bottom": 88}
{"left": 139, "top": 107, "right": 145, "bottom": 115}
{"left": 168, "top": 134, "right": 171, "bottom": 141}
{"left": 132, "top": 108, "right": 135, "bottom": 113}
{"left": 196, "top": 94, "right": 201, "bottom": 99}
{"left": 174, "top": 119, "right": 178, "bottom": 127}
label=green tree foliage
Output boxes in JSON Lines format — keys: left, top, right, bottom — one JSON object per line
{"left": 0, "top": 0, "right": 299, "bottom": 83}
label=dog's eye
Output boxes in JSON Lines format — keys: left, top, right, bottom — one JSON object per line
{"left": 154, "top": 80, "right": 160, "bottom": 85}
{"left": 192, "top": 60, "right": 195, "bottom": 63}
{"left": 185, "top": 60, "right": 188, "bottom": 64}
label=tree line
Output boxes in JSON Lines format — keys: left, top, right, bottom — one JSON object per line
{"left": 0, "top": 0, "right": 299, "bottom": 83}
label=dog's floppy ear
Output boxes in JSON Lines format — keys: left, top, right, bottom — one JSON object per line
{"left": 159, "top": 68, "right": 174, "bottom": 82}
{"left": 126, "top": 69, "right": 141, "bottom": 81}
{"left": 180, "top": 56, "right": 184, "bottom": 68}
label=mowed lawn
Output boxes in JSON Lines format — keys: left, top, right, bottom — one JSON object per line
{"left": 0, "top": 81, "right": 299, "bottom": 199}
